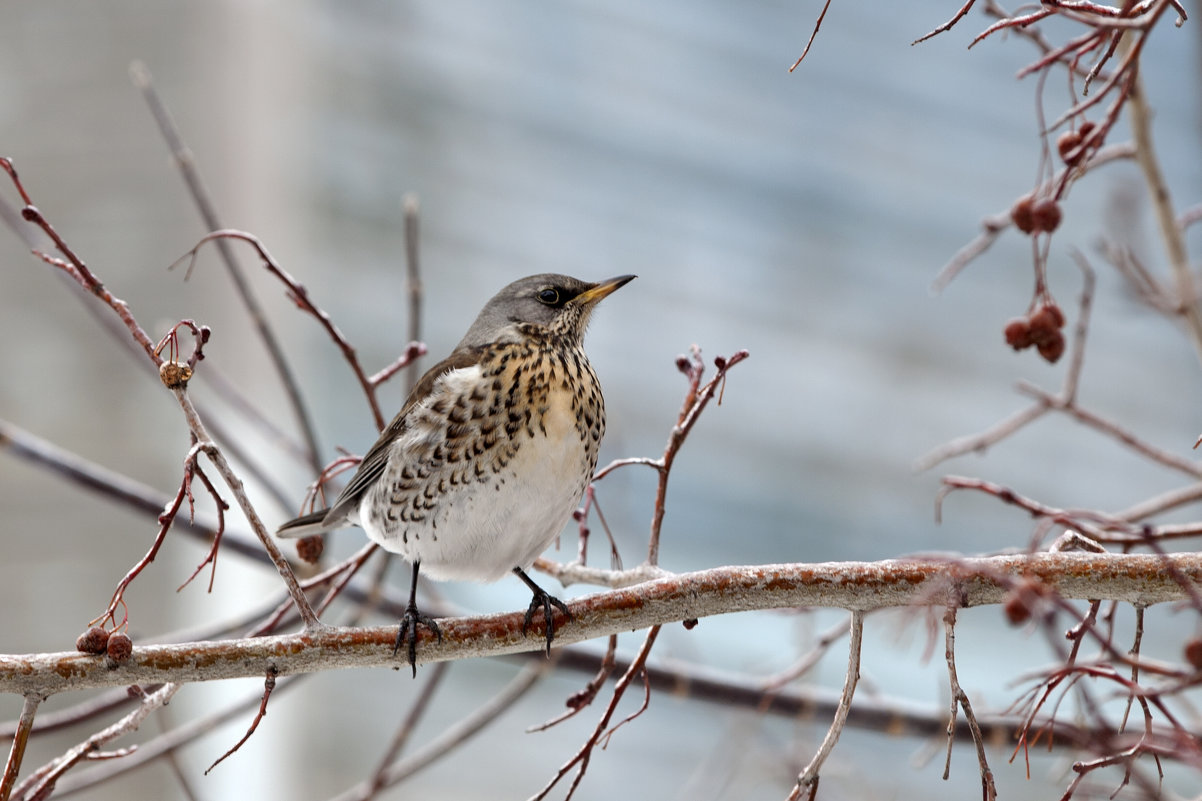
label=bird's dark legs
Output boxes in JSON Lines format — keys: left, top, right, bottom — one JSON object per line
{"left": 394, "top": 560, "right": 441, "bottom": 677}
{"left": 513, "top": 566, "right": 572, "bottom": 654}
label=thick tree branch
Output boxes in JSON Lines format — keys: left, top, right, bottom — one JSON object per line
{"left": 2, "top": 553, "right": 1197, "bottom": 696}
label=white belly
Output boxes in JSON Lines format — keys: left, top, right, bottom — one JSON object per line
{"left": 356, "top": 367, "right": 594, "bottom": 583}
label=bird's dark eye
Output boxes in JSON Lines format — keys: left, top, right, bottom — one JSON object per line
{"left": 537, "top": 288, "right": 561, "bottom": 305}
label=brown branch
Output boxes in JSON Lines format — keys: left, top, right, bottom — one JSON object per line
{"left": 170, "top": 389, "right": 322, "bottom": 629}
{"left": 5, "top": 554, "right": 1199, "bottom": 696}
{"left": 0, "top": 696, "right": 38, "bottom": 801}
{"left": 9, "top": 684, "right": 181, "bottom": 801}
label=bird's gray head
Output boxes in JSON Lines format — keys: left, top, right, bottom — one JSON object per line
{"left": 457, "top": 273, "right": 635, "bottom": 349}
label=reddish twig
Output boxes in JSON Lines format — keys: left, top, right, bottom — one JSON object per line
{"left": 0, "top": 158, "right": 160, "bottom": 365}
{"left": 528, "top": 635, "right": 619, "bottom": 733}
{"left": 204, "top": 667, "right": 278, "bottom": 774}
{"left": 530, "top": 625, "right": 662, "bottom": 801}
{"left": 131, "top": 61, "right": 324, "bottom": 472}
{"left": 593, "top": 346, "right": 749, "bottom": 566}
{"left": 176, "top": 230, "right": 404, "bottom": 432}
{"left": 0, "top": 696, "right": 39, "bottom": 801}
{"left": 789, "top": 0, "right": 833, "bottom": 71}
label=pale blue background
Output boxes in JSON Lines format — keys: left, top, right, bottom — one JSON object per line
{"left": 2, "top": 2, "right": 1200, "bottom": 799}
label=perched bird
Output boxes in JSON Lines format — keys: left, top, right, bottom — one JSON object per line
{"left": 277, "top": 273, "right": 634, "bottom": 673}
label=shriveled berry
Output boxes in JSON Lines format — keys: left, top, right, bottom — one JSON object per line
{"left": 1057, "top": 130, "right": 1084, "bottom": 165}
{"left": 1037, "top": 333, "right": 1066, "bottom": 363}
{"left": 76, "top": 626, "right": 110, "bottom": 655}
{"left": 297, "top": 535, "right": 324, "bottom": 564}
{"left": 1031, "top": 200, "right": 1062, "bottom": 233}
{"left": 1185, "top": 638, "right": 1202, "bottom": 670}
{"left": 1028, "top": 306, "right": 1063, "bottom": 345}
{"left": 1010, "top": 194, "right": 1036, "bottom": 234}
{"left": 1003, "top": 592, "right": 1032, "bottom": 625}
{"left": 1004, "top": 318, "right": 1032, "bottom": 350}
{"left": 106, "top": 632, "right": 133, "bottom": 662}
{"left": 158, "top": 361, "right": 193, "bottom": 390}
{"left": 1078, "top": 121, "right": 1096, "bottom": 139}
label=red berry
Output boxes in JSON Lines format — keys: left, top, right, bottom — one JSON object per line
{"left": 1004, "top": 318, "right": 1032, "bottom": 350}
{"left": 1057, "top": 130, "right": 1084, "bottom": 165}
{"left": 76, "top": 626, "right": 110, "bottom": 655}
{"left": 1028, "top": 306, "right": 1063, "bottom": 345}
{"left": 1185, "top": 638, "right": 1202, "bottom": 670}
{"left": 1037, "top": 333, "right": 1066, "bottom": 363}
{"left": 1004, "top": 593, "right": 1031, "bottom": 625}
{"left": 297, "top": 535, "right": 324, "bottom": 564}
{"left": 1031, "top": 200, "right": 1062, "bottom": 233}
{"left": 1010, "top": 194, "right": 1036, "bottom": 234}
{"left": 106, "top": 632, "right": 133, "bottom": 662}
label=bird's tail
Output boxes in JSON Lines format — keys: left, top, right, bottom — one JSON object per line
{"left": 276, "top": 510, "right": 335, "bottom": 538}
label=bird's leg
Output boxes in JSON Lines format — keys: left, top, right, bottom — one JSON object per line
{"left": 513, "top": 566, "right": 573, "bottom": 654}
{"left": 394, "top": 560, "right": 442, "bottom": 677}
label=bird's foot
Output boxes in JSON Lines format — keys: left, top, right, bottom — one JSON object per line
{"left": 393, "top": 603, "right": 442, "bottom": 678}
{"left": 522, "top": 588, "right": 573, "bottom": 655}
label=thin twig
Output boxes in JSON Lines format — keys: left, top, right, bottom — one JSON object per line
{"left": 788, "top": 610, "right": 865, "bottom": 800}
{"left": 204, "top": 667, "right": 279, "bottom": 774}
{"left": 130, "top": 60, "right": 323, "bottom": 471}
{"left": 942, "top": 606, "right": 998, "bottom": 801}
{"left": 789, "top": 0, "right": 833, "bottom": 71}
{"left": 0, "top": 696, "right": 39, "bottom": 801}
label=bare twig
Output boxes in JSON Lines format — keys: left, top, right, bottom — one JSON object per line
{"left": 130, "top": 60, "right": 324, "bottom": 471}
{"left": 204, "top": 667, "right": 279, "bottom": 774}
{"left": 789, "top": 0, "right": 833, "bottom": 71}
{"left": 0, "top": 696, "right": 39, "bottom": 801}
{"left": 788, "top": 610, "right": 865, "bottom": 800}
{"left": 593, "top": 347, "right": 749, "bottom": 566}
{"left": 529, "top": 626, "right": 662, "bottom": 801}
{"left": 942, "top": 606, "right": 997, "bottom": 801}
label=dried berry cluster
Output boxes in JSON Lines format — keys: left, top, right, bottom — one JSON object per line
{"left": 1004, "top": 302, "right": 1066, "bottom": 363}
{"left": 1056, "top": 121, "right": 1096, "bottom": 168}
{"left": 75, "top": 626, "right": 134, "bottom": 661}
{"left": 1010, "top": 193, "right": 1062, "bottom": 236}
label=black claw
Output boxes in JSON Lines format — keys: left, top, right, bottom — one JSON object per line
{"left": 513, "top": 567, "right": 572, "bottom": 654}
{"left": 393, "top": 603, "right": 441, "bottom": 677}
{"left": 394, "top": 560, "right": 440, "bottom": 677}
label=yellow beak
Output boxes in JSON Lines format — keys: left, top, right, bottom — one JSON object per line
{"left": 575, "top": 274, "right": 636, "bottom": 306}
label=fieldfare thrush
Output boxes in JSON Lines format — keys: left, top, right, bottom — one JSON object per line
{"left": 277, "top": 273, "right": 634, "bottom": 674}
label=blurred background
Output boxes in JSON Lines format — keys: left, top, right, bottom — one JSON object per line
{"left": 2, "top": 1, "right": 1200, "bottom": 799}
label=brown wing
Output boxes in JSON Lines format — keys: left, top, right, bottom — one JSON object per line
{"left": 318, "top": 344, "right": 487, "bottom": 527}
